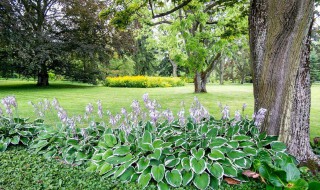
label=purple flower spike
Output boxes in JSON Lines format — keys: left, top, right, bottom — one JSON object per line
{"left": 143, "top": 93, "right": 149, "bottom": 103}
{"left": 97, "top": 100, "right": 103, "bottom": 118}
{"left": 254, "top": 108, "right": 267, "bottom": 127}
{"left": 85, "top": 103, "right": 94, "bottom": 115}
{"left": 221, "top": 106, "right": 230, "bottom": 120}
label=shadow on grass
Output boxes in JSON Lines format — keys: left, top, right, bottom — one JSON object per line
{"left": 0, "top": 82, "right": 97, "bottom": 91}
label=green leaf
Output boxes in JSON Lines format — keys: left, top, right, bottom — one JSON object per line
{"left": 193, "top": 172, "right": 210, "bottom": 190}
{"left": 207, "top": 163, "right": 224, "bottom": 178}
{"left": 175, "top": 139, "right": 185, "bottom": 147}
{"left": 20, "top": 137, "right": 29, "bottom": 145}
{"left": 102, "top": 149, "right": 113, "bottom": 160}
{"left": 99, "top": 163, "right": 113, "bottom": 175}
{"left": 165, "top": 169, "right": 182, "bottom": 187}
{"left": 190, "top": 157, "right": 206, "bottom": 174}
{"left": 209, "top": 137, "right": 227, "bottom": 148}
{"left": 149, "top": 148, "right": 162, "bottom": 160}
{"left": 227, "top": 140, "right": 239, "bottom": 149}
{"left": 271, "top": 141, "right": 287, "bottom": 152}
{"left": 140, "top": 143, "right": 154, "bottom": 151}
{"left": 234, "top": 158, "right": 247, "bottom": 168}
{"left": 137, "top": 157, "right": 150, "bottom": 173}
{"left": 165, "top": 157, "right": 180, "bottom": 168}
{"left": 114, "top": 165, "right": 127, "bottom": 178}
{"left": 104, "top": 134, "right": 117, "bottom": 148}
{"left": 227, "top": 150, "right": 247, "bottom": 160}
{"left": 142, "top": 130, "right": 152, "bottom": 144}
{"left": 233, "top": 135, "right": 251, "bottom": 141}
{"left": 239, "top": 141, "right": 255, "bottom": 147}
{"left": 181, "top": 157, "right": 191, "bottom": 171}
{"left": 243, "top": 147, "right": 257, "bottom": 156}
{"left": 182, "top": 170, "right": 194, "bottom": 186}
{"left": 105, "top": 154, "right": 133, "bottom": 165}
{"left": 151, "top": 164, "right": 165, "bottom": 182}
{"left": 153, "top": 139, "right": 163, "bottom": 148}
{"left": 209, "top": 176, "right": 220, "bottom": 190}
{"left": 157, "top": 181, "right": 170, "bottom": 190}
{"left": 191, "top": 148, "right": 205, "bottom": 160}
{"left": 208, "top": 149, "right": 225, "bottom": 161}
{"left": 285, "top": 179, "right": 308, "bottom": 190}
{"left": 308, "top": 181, "right": 320, "bottom": 190}
{"left": 222, "top": 165, "right": 237, "bottom": 177}
{"left": 283, "top": 163, "right": 300, "bottom": 182}
{"left": 11, "top": 136, "right": 20, "bottom": 145}
{"left": 113, "top": 145, "right": 131, "bottom": 156}
{"left": 119, "top": 166, "right": 135, "bottom": 182}
{"left": 0, "top": 142, "right": 8, "bottom": 152}
{"left": 138, "top": 173, "right": 151, "bottom": 189}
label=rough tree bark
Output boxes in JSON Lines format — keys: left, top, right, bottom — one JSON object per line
{"left": 282, "top": 18, "right": 319, "bottom": 163}
{"left": 249, "top": 0, "right": 316, "bottom": 162}
{"left": 37, "top": 63, "right": 49, "bottom": 86}
{"left": 168, "top": 58, "right": 178, "bottom": 77}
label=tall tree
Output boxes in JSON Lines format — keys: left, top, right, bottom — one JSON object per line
{"left": 99, "top": 0, "right": 248, "bottom": 93}
{"left": 249, "top": 0, "right": 318, "bottom": 162}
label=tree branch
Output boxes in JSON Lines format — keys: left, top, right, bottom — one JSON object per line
{"left": 148, "top": 0, "right": 155, "bottom": 18}
{"left": 152, "top": 0, "right": 192, "bottom": 19}
{"left": 202, "top": 52, "right": 222, "bottom": 79}
{"left": 204, "top": 1, "right": 218, "bottom": 12}
{"left": 147, "top": 20, "right": 173, "bottom": 26}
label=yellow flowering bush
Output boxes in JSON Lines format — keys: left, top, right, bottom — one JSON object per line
{"left": 105, "top": 76, "right": 185, "bottom": 88}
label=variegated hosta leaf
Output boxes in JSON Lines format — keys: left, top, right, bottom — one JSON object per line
{"left": 152, "top": 139, "right": 164, "bottom": 148}
{"left": 99, "top": 162, "right": 113, "bottom": 175}
{"left": 182, "top": 170, "right": 194, "bottom": 186}
{"left": 137, "top": 157, "right": 150, "bottom": 173}
{"left": 243, "top": 147, "right": 257, "bottom": 156}
{"left": 140, "top": 143, "right": 154, "bottom": 151}
{"left": 193, "top": 172, "right": 210, "bottom": 190}
{"left": 209, "top": 176, "right": 220, "bottom": 190}
{"left": 165, "top": 169, "right": 182, "bottom": 187}
{"left": 104, "top": 134, "right": 117, "bottom": 148}
{"left": 191, "top": 148, "right": 205, "bottom": 160}
{"left": 227, "top": 140, "right": 239, "bottom": 149}
{"left": 209, "top": 137, "right": 227, "bottom": 148}
{"left": 181, "top": 157, "right": 191, "bottom": 171}
{"left": 222, "top": 165, "right": 238, "bottom": 177}
{"left": 207, "top": 162, "right": 224, "bottom": 178}
{"left": 138, "top": 173, "right": 151, "bottom": 189}
{"left": 148, "top": 148, "right": 162, "bottom": 160}
{"left": 114, "top": 165, "right": 128, "bottom": 178}
{"left": 190, "top": 157, "right": 206, "bottom": 174}
{"left": 208, "top": 149, "right": 225, "bottom": 161}
{"left": 151, "top": 164, "right": 165, "bottom": 182}
{"left": 102, "top": 149, "right": 113, "bottom": 160}
{"left": 157, "top": 181, "right": 170, "bottom": 190}
{"left": 232, "top": 135, "right": 251, "bottom": 141}
{"left": 105, "top": 154, "right": 133, "bottom": 165}
{"left": 118, "top": 166, "right": 135, "bottom": 182}
{"left": 175, "top": 139, "right": 185, "bottom": 147}
{"left": 234, "top": 158, "right": 247, "bottom": 168}
{"left": 113, "top": 145, "right": 131, "bottom": 156}
{"left": 271, "top": 141, "right": 287, "bottom": 152}
{"left": 142, "top": 131, "right": 152, "bottom": 144}
{"left": 227, "top": 150, "right": 247, "bottom": 160}
{"left": 165, "top": 155, "right": 180, "bottom": 168}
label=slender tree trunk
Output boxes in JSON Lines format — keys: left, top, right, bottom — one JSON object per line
{"left": 37, "top": 63, "right": 49, "bottom": 86}
{"left": 249, "top": 0, "right": 316, "bottom": 162}
{"left": 168, "top": 59, "right": 178, "bottom": 77}
{"left": 194, "top": 71, "right": 201, "bottom": 93}
{"left": 219, "top": 60, "right": 224, "bottom": 85}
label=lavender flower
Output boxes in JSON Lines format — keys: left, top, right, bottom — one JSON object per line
{"left": 57, "top": 108, "right": 68, "bottom": 123}
{"left": 149, "top": 110, "right": 160, "bottom": 125}
{"left": 254, "top": 108, "right": 267, "bottom": 127}
{"left": 189, "top": 97, "right": 210, "bottom": 124}
{"left": 178, "top": 109, "right": 186, "bottom": 126}
{"left": 131, "top": 100, "right": 140, "bottom": 115}
{"left": 242, "top": 103, "right": 247, "bottom": 112}
{"left": 143, "top": 93, "right": 149, "bottom": 103}
{"left": 1, "top": 96, "right": 17, "bottom": 116}
{"left": 85, "top": 103, "right": 94, "bottom": 115}
{"left": 234, "top": 110, "right": 241, "bottom": 122}
{"left": 162, "top": 109, "right": 174, "bottom": 123}
{"left": 97, "top": 100, "right": 103, "bottom": 118}
{"left": 121, "top": 108, "right": 127, "bottom": 115}
{"left": 221, "top": 106, "right": 230, "bottom": 120}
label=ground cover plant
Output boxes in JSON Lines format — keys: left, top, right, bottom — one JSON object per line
{"left": 1, "top": 91, "right": 319, "bottom": 189}
{"left": 105, "top": 76, "right": 185, "bottom": 88}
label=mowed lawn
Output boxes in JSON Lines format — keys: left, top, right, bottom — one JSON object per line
{"left": 0, "top": 80, "right": 319, "bottom": 139}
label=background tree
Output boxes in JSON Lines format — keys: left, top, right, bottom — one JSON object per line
{"left": 249, "top": 0, "right": 318, "bottom": 162}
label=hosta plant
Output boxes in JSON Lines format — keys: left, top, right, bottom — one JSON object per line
{"left": 86, "top": 95, "right": 294, "bottom": 190}
{"left": 0, "top": 96, "right": 42, "bottom": 152}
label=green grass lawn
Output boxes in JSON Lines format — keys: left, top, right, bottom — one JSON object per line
{"left": 0, "top": 79, "right": 319, "bottom": 139}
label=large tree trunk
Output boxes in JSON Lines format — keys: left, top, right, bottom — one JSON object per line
{"left": 37, "top": 63, "right": 49, "bottom": 86}
{"left": 249, "top": 0, "right": 315, "bottom": 162}
{"left": 194, "top": 71, "right": 201, "bottom": 93}
{"left": 282, "top": 18, "right": 319, "bottom": 163}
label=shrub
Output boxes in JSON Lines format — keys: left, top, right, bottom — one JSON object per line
{"left": 105, "top": 76, "right": 185, "bottom": 88}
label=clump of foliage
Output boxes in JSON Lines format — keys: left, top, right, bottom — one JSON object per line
{"left": 105, "top": 76, "right": 185, "bottom": 88}
{"left": 0, "top": 96, "right": 43, "bottom": 151}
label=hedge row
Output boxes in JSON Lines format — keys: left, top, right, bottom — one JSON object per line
{"left": 105, "top": 76, "right": 185, "bottom": 88}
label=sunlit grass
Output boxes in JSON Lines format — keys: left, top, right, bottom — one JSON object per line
{"left": 0, "top": 80, "right": 319, "bottom": 139}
